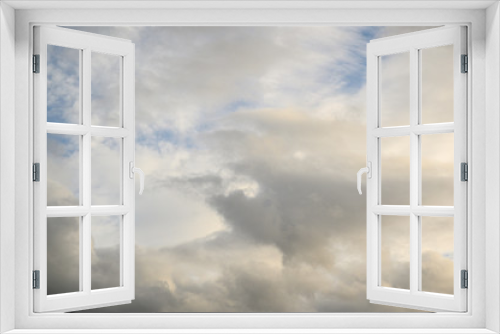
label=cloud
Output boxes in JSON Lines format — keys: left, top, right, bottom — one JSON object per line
{"left": 91, "top": 216, "right": 121, "bottom": 290}
{"left": 91, "top": 136, "right": 122, "bottom": 205}
{"left": 47, "top": 217, "right": 80, "bottom": 295}
{"left": 42, "top": 25, "right": 455, "bottom": 313}
{"left": 91, "top": 52, "right": 121, "bottom": 127}
{"left": 47, "top": 45, "right": 80, "bottom": 124}
{"left": 47, "top": 134, "right": 80, "bottom": 206}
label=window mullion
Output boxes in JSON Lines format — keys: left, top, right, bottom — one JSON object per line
{"left": 409, "top": 47, "right": 419, "bottom": 294}
{"left": 82, "top": 48, "right": 92, "bottom": 294}
{"left": 78, "top": 48, "right": 84, "bottom": 293}
{"left": 90, "top": 205, "right": 130, "bottom": 216}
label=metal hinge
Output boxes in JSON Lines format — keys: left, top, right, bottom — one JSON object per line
{"left": 33, "top": 163, "right": 40, "bottom": 182}
{"left": 461, "top": 162, "right": 468, "bottom": 182}
{"left": 461, "top": 270, "right": 468, "bottom": 289}
{"left": 33, "top": 270, "right": 40, "bottom": 289}
{"left": 33, "top": 54, "right": 40, "bottom": 73}
{"left": 461, "top": 54, "right": 468, "bottom": 73}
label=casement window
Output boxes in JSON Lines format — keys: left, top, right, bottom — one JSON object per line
{"left": 360, "top": 26, "right": 468, "bottom": 312}
{"left": 2, "top": 2, "right": 500, "bottom": 334}
{"left": 33, "top": 26, "right": 142, "bottom": 312}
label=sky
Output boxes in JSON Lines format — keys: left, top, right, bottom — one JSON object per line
{"left": 45, "top": 26, "right": 455, "bottom": 312}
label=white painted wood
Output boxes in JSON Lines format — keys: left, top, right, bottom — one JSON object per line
{"left": 10, "top": 6, "right": 489, "bottom": 333}
{"left": 3, "top": 0, "right": 496, "bottom": 10}
{"left": 1, "top": 330, "right": 498, "bottom": 334}
{"left": 32, "top": 25, "right": 135, "bottom": 313}
{"left": 46, "top": 123, "right": 130, "bottom": 137}
{"left": 412, "top": 123, "right": 455, "bottom": 135}
{"left": 411, "top": 206, "right": 455, "bottom": 217}
{"left": 82, "top": 45, "right": 92, "bottom": 298}
{"left": 0, "top": 2, "right": 16, "bottom": 334}
{"left": 409, "top": 42, "right": 419, "bottom": 298}
{"left": 372, "top": 205, "right": 454, "bottom": 217}
{"left": 485, "top": 3, "right": 500, "bottom": 333}
{"left": 366, "top": 26, "right": 468, "bottom": 312}
{"left": 371, "top": 123, "right": 455, "bottom": 137}
{"left": 121, "top": 38, "right": 136, "bottom": 302}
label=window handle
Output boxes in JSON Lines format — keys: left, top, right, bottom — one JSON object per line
{"left": 357, "top": 162, "right": 372, "bottom": 195}
{"left": 129, "top": 161, "right": 145, "bottom": 195}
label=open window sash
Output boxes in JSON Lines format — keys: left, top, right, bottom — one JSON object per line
{"left": 365, "top": 26, "right": 467, "bottom": 312}
{"left": 33, "top": 26, "right": 136, "bottom": 312}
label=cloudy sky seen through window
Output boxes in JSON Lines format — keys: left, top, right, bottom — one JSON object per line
{"left": 45, "top": 26, "right": 455, "bottom": 312}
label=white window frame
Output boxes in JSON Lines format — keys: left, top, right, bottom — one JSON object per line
{"left": 366, "top": 26, "right": 468, "bottom": 312}
{"left": 1, "top": 1, "right": 499, "bottom": 333}
{"left": 33, "top": 25, "right": 136, "bottom": 313}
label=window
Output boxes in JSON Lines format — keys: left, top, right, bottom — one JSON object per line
{"left": 33, "top": 26, "right": 139, "bottom": 312}
{"left": 364, "top": 26, "right": 467, "bottom": 312}
{"left": 2, "top": 2, "right": 498, "bottom": 333}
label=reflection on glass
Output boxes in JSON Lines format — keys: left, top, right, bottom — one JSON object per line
{"left": 380, "top": 52, "right": 410, "bottom": 127}
{"left": 381, "top": 136, "right": 410, "bottom": 205}
{"left": 381, "top": 215, "right": 410, "bottom": 290}
{"left": 47, "top": 45, "right": 80, "bottom": 124}
{"left": 421, "top": 217, "right": 454, "bottom": 294}
{"left": 91, "top": 137, "right": 121, "bottom": 205}
{"left": 421, "top": 133, "right": 454, "bottom": 206}
{"left": 92, "top": 52, "right": 121, "bottom": 127}
{"left": 421, "top": 45, "right": 454, "bottom": 124}
{"left": 47, "top": 134, "right": 80, "bottom": 206}
{"left": 47, "top": 217, "right": 80, "bottom": 295}
{"left": 92, "top": 216, "right": 121, "bottom": 290}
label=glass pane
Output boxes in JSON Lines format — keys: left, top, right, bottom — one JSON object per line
{"left": 421, "top": 45, "right": 454, "bottom": 124}
{"left": 381, "top": 136, "right": 410, "bottom": 205}
{"left": 91, "top": 137, "right": 121, "bottom": 205}
{"left": 421, "top": 133, "right": 454, "bottom": 206}
{"left": 47, "top": 217, "right": 80, "bottom": 295}
{"left": 380, "top": 52, "right": 410, "bottom": 127}
{"left": 381, "top": 215, "right": 410, "bottom": 290}
{"left": 92, "top": 216, "right": 121, "bottom": 290}
{"left": 421, "top": 217, "right": 454, "bottom": 294}
{"left": 91, "top": 52, "right": 121, "bottom": 127}
{"left": 47, "top": 134, "right": 80, "bottom": 206}
{"left": 47, "top": 45, "right": 80, "bottom": 124}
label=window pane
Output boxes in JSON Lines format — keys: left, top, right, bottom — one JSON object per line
{"left": 47, "top": 134, "right": 80, "bottom": 206}
{"left": 421, "top": 45, "right": 454, "bottom": 124}
{"left": 421, "top": 217, "right": 454, "bottom": 294}
{"left": 47, "top": 217, "right": 80, "bottom": 295}
{"left": 92, "top": 216, "right": 121, "bottom": 290}
{"left": 381, "top": 215, "right": 410, "bottom": 290}
{"left": 421, "top": 133, "right": 454, "bottom": 206}
{"left": 47, "top": 45, "right": 80, "bottom": 124}
{"left": 381, "top": 136, "right": 410, "bottom": 205}
{"left": 380, "top": 52, "right": 410, "bottom": 127}
{"left": 91, "top": 137, "right": 122, "bottom": 205}
{"left": 91, "top": 52, "right": 121, "bottom": 127}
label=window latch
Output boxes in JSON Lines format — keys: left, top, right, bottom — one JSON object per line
{"left": 129, "top": 161, "right": 145, "bottom": 195}
{"left": 357, "top": 162, "right": 372, "bottom": 195}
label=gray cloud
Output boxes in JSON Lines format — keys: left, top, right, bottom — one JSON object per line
{"left": 47, "top": 217, "right": 80, "bottom": 295}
